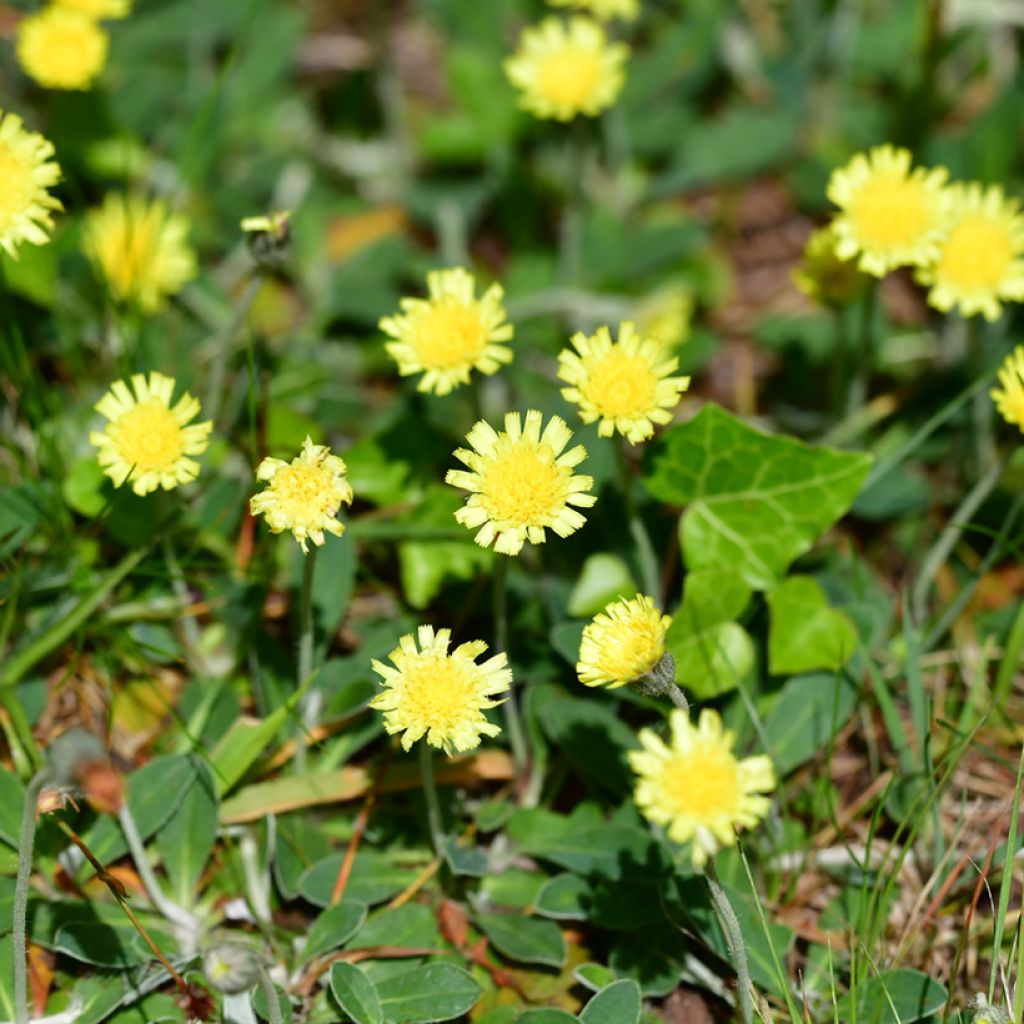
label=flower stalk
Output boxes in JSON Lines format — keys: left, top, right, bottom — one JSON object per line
{"left": 14, "top": 771, "right": 47, "bottom": 1024}
{"left": 705, "top": 860, "right": 754, "bottom": 1024}
{"left": 295, "top": 545, "right": 319, "bottom": 774}
{"left": 493, "top": 557, "right": 527, "bottom": 776}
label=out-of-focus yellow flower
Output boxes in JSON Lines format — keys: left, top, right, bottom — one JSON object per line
{"left": 90, "top": 372, "right": 212, "bottom": 496}
{"left": 548, "top": 0, "right": 640, "bottom": 21}
{"left": 505, "top": 16, "right": 628, "bottom": 122}
{"left": 83, "top": 194, "right": 197, "bottom": 313}
{"left": 17, "top": 8, "right": 108, "bottom": 91}
{"left": 558, "top": 321, "right": 690, "bottom": 444}
{"left": 917, "top": 183, "right": 1024, "bottom": 321}
{"left": 633, "top": 284, "right": 693, "bottom": 350}
{"left": 792, "top": 224, "right": 868, "bottom": 308}
{"left": 250, "top": 437, "right": 354, "bottom": 554}
{"left": 827, "top": 145, "right": 952, "bottom": 277}
{"left": 991, "top": 346, "right": 1024, "bottom": 432}
{"left": 0, "top": 109, "right": 62, "bottom": 260}
{"left": 577, "top": 595, "right": 671, "bottom": 688}
{"left": 445, "top": 410, "right": 597, "bottom": 556}
{"left": 379, "top": 268, "right": 513, "bottom": 396}
{"left": 370, "top": 625, "right": 512, "bottom": 754}
{"left": 629, "top": 709, "right": 775, "bottom": 868}
{"left": 54, "top": 0, "right": 130, "bottom": 18}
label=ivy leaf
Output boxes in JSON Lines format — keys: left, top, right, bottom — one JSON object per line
{"left": 645, "top": 405, "right": 872, "bottom": 589}
{"left": 766, "top": 576, "right": 858, "bottom": 675}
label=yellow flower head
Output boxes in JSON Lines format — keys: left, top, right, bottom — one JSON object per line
{"left": 629, "top": 709, "right": 775, "bottom": 868}
{"left": 548, "top": 0, "right": 640, "bottom": 21}
{"left": 505, "top": 16, "right": 629, "bottom": 122}
{"left": 370, "top": 625, "right": 512, "bottom": 754}
{"left": 558, "top": 321, "right": 690, "bottom": 444}
{"left": 0, "top": 109, "right": 62, "bottom": 260}
{"left": 89, "top": 372, "right": 213, "bottom": 496}
{"left": 991, "top": 346, "right": 1024, "bottom": 432}
{"left": 83, "top": 194, "right": 197, "bottom": 314}
{"left": 917, "top": 183, "right": 1024, "bottom": 322}
{"left": 792, "top": 224, "right": 869, "bottom": 308}
{"left": 827, "top": 145, "right": 952, "bottom": 277}
{"left": 17, "top": 8, "right": 108, "bottom": 91}
{"left": 379, "top": 268, "right": 514, "bottom": 396}
{"left": 250, "top": 437, "right": 354, "bottom": 554}
{"left": 53, "top": 0, "right": 131, "bottom": 18}
{"left": 578, "top": 594, "right": 671, "bottom": 688}
{"left": 445, "top": 410, "right": 597, "bottom": 556}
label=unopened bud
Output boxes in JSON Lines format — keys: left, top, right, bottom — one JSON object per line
{"left": 202, "top": 941, "right": 264, "bottom": 995}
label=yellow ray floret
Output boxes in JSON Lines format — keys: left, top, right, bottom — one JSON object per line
{"left": 17, "top": 8, "right": 108, "bottom": 91}
{"left": 379, "top": 268, "right": 514, "bottom": 396}
{"left": 991, "top": 346, "right": 1024, "bottom": 432}
{"left": 250, "top": 437, "right": 354, "bottom": 554}
{"left": 90, "top": 372, "right": 213, "bottom": 496}
{"left": 917, "top": 183, "right": 1024, "bottom": 322}
{"left": 558, "top": 321, "right": 690, "bottom": 444}
{"left": 54, "top": 0, "right": 131, "bottom": 18}
{"left": 505, "top": 16, "right": 629, "bottom": 122}
{"left": 0, "top": 109, "right": 62, "bottom": 260}
{"left": 577, "top": 594, "right": 671, "bottom": 688}
{"left": 827, "top": 145, "right": 952, "bottom": 277}
{"left": 446, "top": 410, "right": 597, "bottom": 556}
{"left": 791, "top": 224, "right": 868, "bottom": 308}
{"left": 370, "top": 625, "right": 513, "bottom": 754}
{"left": 547, "top": 0, "right": 640, "bottom": 21}
{"left": 83, "top": 194, "right": 197, "bottom": 314}
{"left": 629, "top": 709, "right": 775, "bottom": 868}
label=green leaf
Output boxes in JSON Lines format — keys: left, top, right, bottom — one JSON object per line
{"left": 568, "top": 553, "right": 637, "bottom": 617}
{"left": 517, "top": 1012, "right": 578, "bottom": 1024}
{"left": 834, "top": 968, "right": 947, "bottom": 1024}
{"left": 330, "top": 962, "right": 383, "bottom": 1024}
{"left": 0, "top": 935, "right": 14, "bottom": 1020}
{"left": 766, "top": 576, "right": 858, "bottom": 675}
{"left": 534, "top": 872, "right": 665, "bottom": 931}
{"left": 252, "top": 980, "right": 293, "bottom": 1023}
{"left": 574, "top": 962, "right": 617, "bottom": 993}
{"left": 763, "top": 672, "right": 858, "bottom": 775}
{"left": 347, "top": 902, "right": 441, "bottom": 952}
{"left": 303, "top": 900, "right": 368, "bottom": 961}
{"left": 535, "top": 873, "right": 589, "bottom": 920}
{"left": 155, "top": 759, "right": 218, "bottom": 905}
{"left": 476, "top": 913, "right": 567, "bottom": 968}
{"left": 0, "top": 768, "right": 23, "bottom": 849}
{"left": 297, "top": 849, "right": 410, "bottom": 907}
{"left": 54, "top": 919, "right": 175, "bottom": 967}
{"left": 645, "top": 405, "right": 872, "bottom": 589}
{"left": 374, "top": 963, "right": 482, "bottom": 1022}
{"left": 519, "top": 825, "right": 662, "bottom": 879}
{"left": 665, "top": 568, "right": 754, "bottom": 699}
{"left": 579, "top": 980, "right": 642, "bottom": 1024}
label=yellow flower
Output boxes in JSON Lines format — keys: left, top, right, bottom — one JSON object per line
{"left": 17, "top": 8, "right": 108, "bottom": 91}
{"left": 792, "top": 224, "right": 868, "bottom": 308}
{"left": 827, "top": 145, "right": 952, "bottom": 277}
{"left": 633, "top": 284, "right": 693, "bottom": 350}
{"left": 558, "top": 321, "right": 690, "bottom": 444}
{"left": 0, "top": 109, "right": 62, "bottom": 260}
{"left": 83, "top": 194, "right": 197, "bottom": 313}
{"left": 917, "top": 183, "right": 1024, "bottom": 321}
{"left": 548, "top": 0, "right": 640, "bottom": 21}
{"left": 53, "top": 0, "right": 130, "bottom": 18}
{"left": 89, "top": 372, "right": 213, "bottom": 496}
{"left": 578, "top": 595, "right": 671, "bottom": 688}
{"left": 445, "top": 410, "right": 597, "bottom": 556}
{"left": 379, "top": 268, "right": 513, "bottom": 396}
{"left": 991, "top": 346, "right": 1024, "bottom": 432}
{"left": 629, "top": 709, "right": 775, "bottom": 868}
{"left": 505, "top": 17, "right": 629, "bottom": 122}
{"left": 370, "top": 625, "right": 512, "bottom": 754}
{"left": 250, "top": 437, "right": 354, "bottom": 554}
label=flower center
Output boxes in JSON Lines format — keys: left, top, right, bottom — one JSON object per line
{"left": 662, "top": 741, "right": 741, "bottom": 820}
{"left": 535, "top": 47, "right": 603, "bottom": 109}
{"left": 109, "top": 400, "right": 184, "bottom": 472}
{"left": 480, "top": 441, "right": 566, "bottom": 526}
{"left": 395, "top": 655, "right": 478, "bottom": 733}
{"left": 0, "top": 146, "right": 35, "bottom": 229}
{"left": 596, "top": 623, "right": 663, "bottom": 681}
{"left": 937, "top": 216, "right": 1014, "bottom": 291}
{"left": 849, "top": 173, "right": 929, "bottom": 248}
{"left": 267, "top": 464, "right": 339, "bottom": 527}
{"left": 581, "top": 349, "right": 658, "bottom": 417}
{"left": 409, "top": 300, "right": 487, "bottom": 370}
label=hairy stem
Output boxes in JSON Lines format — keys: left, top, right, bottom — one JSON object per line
{"left": 706, "top": 861, "right": 754, "bottom": 1024}
{"left": 419, "top": 742, "right": 446, "bottom": 861}
{"left": 294, "top": 546, "right": 319, "bottom": 773}
{"left": 493, "top": 557, "right": 527, "bottom": 775}
{"left": 14, "top": 772, "right": 47, "bottom": 1024}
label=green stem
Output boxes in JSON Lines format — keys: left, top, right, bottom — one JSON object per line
{"left": 294, "top": 546, "right": 319, "bottom": 774}
{"left": 493, "top": 557, "right": 527, "bottom": 775}
{"left": 256, "top": 967, "right": 283, "bottom": 1024}
{"left": 559, "top": 124, "right": 589, "bottom": 301}
{"left": 616, "top": 441, "right": 660, "bottom": 600}
{"left": 993, "top": 599, "right": 1024, "bottom": 718}
{"left": 162, "top": 536, "right": 206, "bottom": 675}
{"left": 846, "top": 282, "right": 876, "bottom": 416}
{"left": 419, "top": 742, "right": 445, "bottom": 860}
{"left": 204, "top": 273, "right": 264, "bottom": 427}
{"left": 14, "top": 772, "right": 47, "bottom": 1024}
{"left": 968, "top": 317, "right": 996, "bottom": 475}
{"left": 705, "top": 860, "right": 754, "bottom": 1024}
{"left": 436, "top": 199, "right": 469, "bottom": 268}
